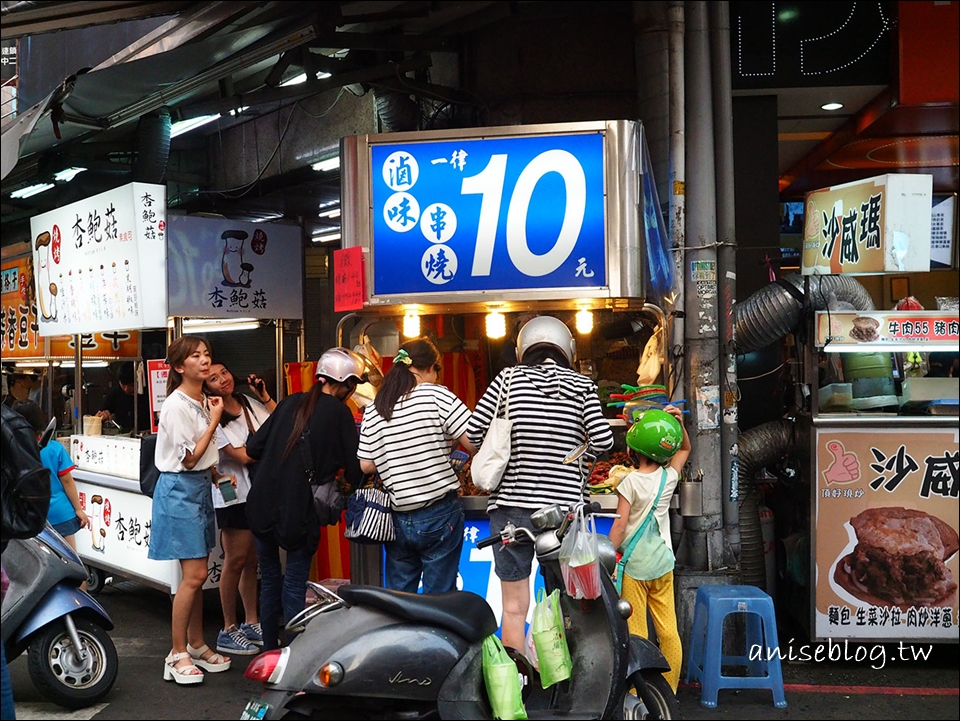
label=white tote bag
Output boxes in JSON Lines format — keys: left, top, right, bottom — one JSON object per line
{"left": 471, "top": 368, "right": 514, "bottom": 492}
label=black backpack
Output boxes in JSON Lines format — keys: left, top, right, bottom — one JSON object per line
{"left": 1, "top": 403, "right": 52, "bottom": 551}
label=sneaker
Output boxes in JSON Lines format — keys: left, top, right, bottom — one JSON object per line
{"left": 216, "top": 625, "right": 258, "bottom": 655}
{"left": 240, "top": 622, "right": 263, "bottom": 646}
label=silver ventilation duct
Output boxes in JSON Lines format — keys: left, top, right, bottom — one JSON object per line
{"left": 733, "top": 273, "right": 875, "bottom": 353}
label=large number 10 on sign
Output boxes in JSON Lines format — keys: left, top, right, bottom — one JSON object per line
{"left": 370, "top": 132, "right": 606, "bottom": 296}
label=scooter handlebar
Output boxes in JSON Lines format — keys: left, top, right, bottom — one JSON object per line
{"left": 476, "top": 534, "right": 502, "bottom": 549}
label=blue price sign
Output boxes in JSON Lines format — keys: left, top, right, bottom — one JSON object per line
{"left": 370, "top": 132, "right": 606, "bottom": 296}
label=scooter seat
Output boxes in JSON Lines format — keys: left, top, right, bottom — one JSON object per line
{"left": 338, "top": 585, "right": 498, "bottom": 643}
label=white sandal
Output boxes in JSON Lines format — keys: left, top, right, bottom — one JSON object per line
{"left": 163, "top": 651, "right": 204, "bottom": 685}
{"left": 186, "top": 643, "right": 231, "bottom": 673}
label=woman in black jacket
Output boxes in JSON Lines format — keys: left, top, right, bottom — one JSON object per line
{"left": 245, "top": 348, "right": 366, "bottom": 650}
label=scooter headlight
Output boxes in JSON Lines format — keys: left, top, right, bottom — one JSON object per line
{"left": 317, "top": 662, "right": 344, "bottom": 687}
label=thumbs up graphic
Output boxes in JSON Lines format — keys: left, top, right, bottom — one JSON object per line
{"left": 823, "top": 441, "right": 860, "bottom": 485}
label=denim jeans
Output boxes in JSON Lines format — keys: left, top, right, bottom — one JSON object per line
{"left": 1, "top": 639, "right": 14, "bottom": 720}
{"left": 385, "top": 491, "right": 464, "bottom": 594}
{"left": 254, "top": 536, "right": 317, "bottom": 650}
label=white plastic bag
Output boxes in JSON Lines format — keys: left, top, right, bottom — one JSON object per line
{"left": 558, "top": 506, "right": 601, "bottom": 599}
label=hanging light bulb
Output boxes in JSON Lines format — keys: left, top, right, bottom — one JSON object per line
{"left": 576, "top": 309, "right": 594, "bottom": 334}
{"left": 486, "top": 311, "right": 506, "bottom": 339}
{"left": 402, "top": 311, "right": 420, "bottom": 338}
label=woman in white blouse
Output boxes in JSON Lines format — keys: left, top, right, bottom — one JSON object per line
{"left": 149, "top": 335, "right": 233, "bottom": 685}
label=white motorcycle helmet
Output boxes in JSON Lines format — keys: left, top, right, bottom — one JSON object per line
{"left": 315, "top": 347, "right": 367, "bottom": 384}
{"left": 516, "top": 315, "right": 576, "bottom": 366}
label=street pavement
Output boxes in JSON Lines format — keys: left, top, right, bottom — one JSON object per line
{"left": 7, "top": 578, "right": 958, "bottom": 720}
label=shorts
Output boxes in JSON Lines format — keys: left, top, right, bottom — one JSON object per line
{"left": 488, "top": 506, "right": 536, "bottom": 582}
{"left": 52, "top": 515, "right": 81, "bottom": 538}
{"left": 215, "top": 503, "right": 250, "bottom": 530}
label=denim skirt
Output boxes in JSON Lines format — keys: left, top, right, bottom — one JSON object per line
{"left": 147, "top": 470, "right": 216, "bottom": 561}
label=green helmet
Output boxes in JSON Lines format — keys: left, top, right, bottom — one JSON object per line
{"left": 625, "top": 408, "right": 683, "bottom": 465}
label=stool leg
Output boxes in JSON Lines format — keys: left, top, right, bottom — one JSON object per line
{"left": 686, "top": 599, "right": 706, "bottom": 684}
{"left": 698, "top": 608, "right": 725, "bottom": 708}
{"left": 745, "top": 611, "right": 765, "bottom": 677}
{"left": 761, "top": 610, "right": 788, "bottom": 708}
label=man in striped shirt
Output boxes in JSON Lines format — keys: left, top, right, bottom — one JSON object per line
{"left": 467, "top": 315, "right": 613, "bottom": 650}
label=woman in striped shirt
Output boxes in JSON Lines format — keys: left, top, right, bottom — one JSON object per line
{"left": 358, "top": 338, "right": 477, "bottom": 594}
{"left": 466, "top": 315, "right": 614, "bottom": 650}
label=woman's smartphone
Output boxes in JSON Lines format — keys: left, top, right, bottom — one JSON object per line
{"left": 218, "top": 478, "right": 238, "bottom": 503}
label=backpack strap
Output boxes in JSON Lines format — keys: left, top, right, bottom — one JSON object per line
{"left": 298, "top": 429, "right": 315, "bottom": 484}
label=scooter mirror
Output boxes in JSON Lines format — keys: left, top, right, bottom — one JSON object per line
{"left": 562, "top": 443, "right": 589, "bottom": 464}
{"left": 531, "top": 504, "right": 565, "bottom": 530}
{"left": 38, "top": 416, "right": 57, "bottom": 449}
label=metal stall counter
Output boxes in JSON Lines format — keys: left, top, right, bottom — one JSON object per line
{"left": 805, "top": 309, "right": 959, "bottom": 644}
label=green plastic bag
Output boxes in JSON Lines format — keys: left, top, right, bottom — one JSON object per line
{"left": 482, "top": 634, "right": 528, "bottom": 720}
{"left": 531, "top": 588, "right": 572, "bottom": 688}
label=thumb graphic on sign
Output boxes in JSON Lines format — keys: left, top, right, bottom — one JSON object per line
{"left": 823, "top": 441, "right": 860, "bottom": 484}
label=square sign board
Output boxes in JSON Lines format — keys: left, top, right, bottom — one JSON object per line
{"left": 801, "top": 174, "right": 932, "bottom": 275}
{"left": 341, "top": 120, "right": 649, "bottom": 306}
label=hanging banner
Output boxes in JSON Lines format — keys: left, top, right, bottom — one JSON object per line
{"left": 28, "top": 182, "right": 168, "bottom": 336}
{"left": 2, "top": 254, "right": 139, "bottom": 359}
{"left": 166, "top": 216, "right": 303, "bottom": 319}
{"left": 814, "top": 427, "right": 959, "bottom": 641}
{"left": 801, "top": 174, "right": 932, "bottom": 275}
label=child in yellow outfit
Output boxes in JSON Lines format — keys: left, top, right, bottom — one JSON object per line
{"left": 608, "top": 404, "right": 691, "bottom": 693}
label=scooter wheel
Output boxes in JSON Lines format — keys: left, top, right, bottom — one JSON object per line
{"left": 623, "top": 670, "right": 680, "bottom": 720}
{"left": 85, "top": 565, "right": 108, "bottom": 595}
{"left": 27, "top": 617, "right": 118, "bottom": 710}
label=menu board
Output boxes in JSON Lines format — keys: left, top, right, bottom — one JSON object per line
{"left": 28, "top": 182, "right": 168, "bottom": 336}
{"left": 814, "top": 427, "right": 959, "bottom": 641}
{"left": 1, "top": 253, "right": 139, "bottom": 358}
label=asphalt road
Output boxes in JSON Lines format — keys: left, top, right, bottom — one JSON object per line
{"left": 7, "top": 578, "right": 959, "bottom": 720}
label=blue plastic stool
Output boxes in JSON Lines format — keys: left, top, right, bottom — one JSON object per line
{"left": 685, "top": 585, "right": 788, "bottom": 708}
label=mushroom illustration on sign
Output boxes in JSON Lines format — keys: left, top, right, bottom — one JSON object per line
{"left": 221, "top": 229, "right": 252, "bottom": 287}
{"left": 34, "top": 231, "right": 58, "bottom": 321}
{"left": 89, "top": 494, "right": 106, "bottom": 553}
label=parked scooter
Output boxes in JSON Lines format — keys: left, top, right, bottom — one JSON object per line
{"left": 240, "top": 444, "right": 680, "bottom": 720}
{"left": 1, "top": 420, "right": 118, "bottom": 709}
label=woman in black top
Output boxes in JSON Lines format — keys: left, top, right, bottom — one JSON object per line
{"left": 245, "top": 348, "right": 366, "bottom": 650}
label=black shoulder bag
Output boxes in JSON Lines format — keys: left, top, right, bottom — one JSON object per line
{"left": 300, "top": 428, "right": 346, "bottom": 526}
{"left": 138, "top": 433, "right": 162, "bottom": 498}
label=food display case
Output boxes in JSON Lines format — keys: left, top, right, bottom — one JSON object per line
{"left": 805, "top": 310, "right": 959, "bottom": 643}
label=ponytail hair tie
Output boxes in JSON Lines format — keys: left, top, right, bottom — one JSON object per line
{"left": 393, "top": 349, "right": 413, "bottom": 366}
